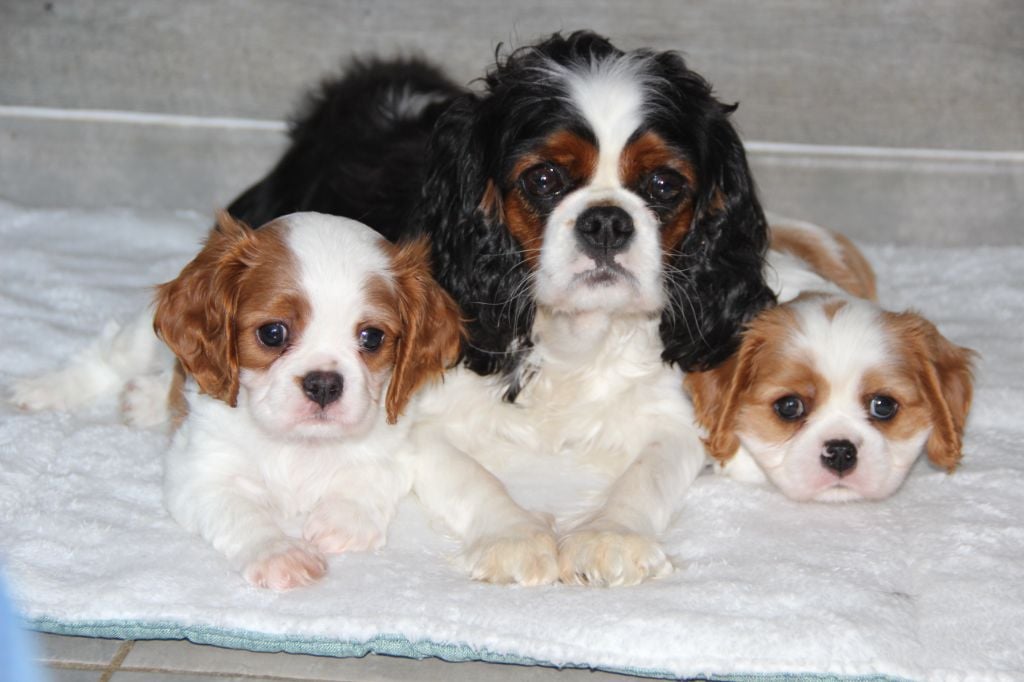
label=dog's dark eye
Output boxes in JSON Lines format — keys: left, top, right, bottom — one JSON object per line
{"left": 521, "top": 163, "right": 567, "bottom": 199}
{"left": 773, "top": 395, "right": 806, "bottom": 421}
{"left": 868, "top": 395, "right": 899, "bottom": 420}
{"left": 643, "top": 170, "right": 687, "bottom": 204}
{"left": 359, "top": 327, "right": 385, "bottom": 352}
{"left": 257, "top": 322, "right": 288, "bottom": 348}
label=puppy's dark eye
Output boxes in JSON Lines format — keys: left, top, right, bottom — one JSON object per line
{"left": 359, "top": 327, "right": 385, "bottom": 352}
{"left": 773, "top": 395, "right": 806, "bottom": 421}
{"left": 521, "top": 163, "right": 567, "bottom": 199}
{"left": 256, "top": 322, "right": 288, "bottom": 348}
{"left": 643, "top": 170, "right": 687, "bottom": 204}
{"left": 868, "top": 395, "right": 899, "bottom": 420}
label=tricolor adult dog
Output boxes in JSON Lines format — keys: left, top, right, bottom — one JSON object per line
{"left": 401, "top": 33, "right": 774, "bottom": 586}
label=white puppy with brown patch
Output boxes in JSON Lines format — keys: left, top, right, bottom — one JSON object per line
{"left": 14, "top": 211, "right": 462, "bottom": 590}
{"left": 687, "top": 219, "right": 976, "bottom": 502}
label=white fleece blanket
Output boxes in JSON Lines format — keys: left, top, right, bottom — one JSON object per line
{"left": 1, "top": 201, "right": 1022, "bottom": 681}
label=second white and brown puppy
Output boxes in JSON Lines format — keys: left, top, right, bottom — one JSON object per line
{"left": 686, "top": 219, "right": 975, "bottom": 502}
{"left": 154, "top": 211, "right": 462, "bottom": 589}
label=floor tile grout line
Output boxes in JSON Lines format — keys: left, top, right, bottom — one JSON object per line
{"left": 99, "top": 640, "right": 135, "bottom": 682}
{"left": 114, "top": 663, "right": 352, "bottom": 682}
{"left": 44, "top": 662, "right": 108, "bottom": 671}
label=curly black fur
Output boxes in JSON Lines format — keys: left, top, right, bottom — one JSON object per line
{"left": 411, "top": 40, "right": 608, "bottom": 377}
{"left": 412, "top": 94, "right": 534, "bottom": 377}
{"left": 637, "top": 49, "right": 777, "bottom": 370}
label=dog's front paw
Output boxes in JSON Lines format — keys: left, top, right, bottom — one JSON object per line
{"left": 558, "top": 525, "right": 673, "bottom": 587}
{"left": 241, "top": 539, "right": 327, "bottom": 591}
{"left": 121, "top": 374, "right": 171, "bottom": 428}
{"left": 462, "top": 523, "right": 559, "bottom": 586}
{"left": 303, "top": 501, "right": 387, "bottom": 555}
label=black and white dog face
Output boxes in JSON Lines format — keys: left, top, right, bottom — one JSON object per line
{"left": 418, "top": 31, "right": 775, "bottom": 386}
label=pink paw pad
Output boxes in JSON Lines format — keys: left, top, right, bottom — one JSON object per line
{"left": 243, "top": 544, "right": 327, "bottom": 590}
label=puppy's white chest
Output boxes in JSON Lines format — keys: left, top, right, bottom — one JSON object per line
{"left": 257, "top": 444, "right": 346, "bottom": 517}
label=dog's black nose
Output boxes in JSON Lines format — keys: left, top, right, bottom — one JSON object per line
{"left": 821, "top": 439, "right": 858, "bottom": 476}
{"left": 301, "top": 371, "right": 343, "bottom": 407}
{"left": 575, "top": 205, "right": 634, "bottom": 259}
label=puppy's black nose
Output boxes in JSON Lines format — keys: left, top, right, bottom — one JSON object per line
{"left": 302, "top": 371, "right": 343, "bottom": 407}
{"left": 575, "top": 206, "right": 634, "bottom": 259}
{"left": 821, "top": 439, "right": 858, "bottom": 476}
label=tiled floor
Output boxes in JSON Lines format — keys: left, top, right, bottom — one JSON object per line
{"left": 36, "top": 633, "right": 645, "bottom": 681}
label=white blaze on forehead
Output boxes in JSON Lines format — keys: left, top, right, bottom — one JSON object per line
{"left": 558, "top": 56, "right": 647, "bottom": 186}
{"left": 281, "top": 211, "right": 392, "bottom": 319}
{"left": 791, "top": 297, "right": 889, "bottom": 396}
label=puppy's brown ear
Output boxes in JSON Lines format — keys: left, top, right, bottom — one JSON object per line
{"left": 888, "top": 311, "right": 976, "bottom": 472}
{"left": 385, "top": 237, "right": 465, "bottom": 424}
{"left": 685, "top": 322, "right": 768, "bottom": 462}
{"left": 685, "top": 358, "right": 740, "bottom": 462}
{"left": 153, "top": 211, "right": 255, "bottom": 406}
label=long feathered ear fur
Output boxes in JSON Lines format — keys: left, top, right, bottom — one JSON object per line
{"left": 153, "top": 211, "right": 253, "bottom": 406}
{"left": 884, "top": 310, "right": 976, "bottom": 472}
{"left": 685, "top": 302, "right": 786, "bottom": 462}
{"left": 657, "top": 54, "right": 776, "bottom": 371}
{"left": 384, "top": 237, "right": 466, "bottom": 424}
{"left": 415, "top": 94, "right": 534, "bottom": 378}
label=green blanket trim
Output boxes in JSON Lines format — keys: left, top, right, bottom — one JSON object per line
{"left": 27, "top": 616, "right": 910, "bottom": 682}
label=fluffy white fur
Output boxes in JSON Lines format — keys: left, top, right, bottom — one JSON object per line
{"left": 167, "top": 376, "right": 411, "bottom": 590}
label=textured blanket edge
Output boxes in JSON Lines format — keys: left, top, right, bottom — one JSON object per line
{"left": 27, "top": 616, "right": 908, "bottom": 682}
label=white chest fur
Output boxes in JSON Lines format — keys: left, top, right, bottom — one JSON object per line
{"left": 415, "top": 310, "right": 695, "bottom": 522}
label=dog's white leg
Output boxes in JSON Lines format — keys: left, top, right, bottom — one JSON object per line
{"left": 559, "top": 425, "right": 705, "bottom": 587}
{"left": 166, "top": 475, "right": 327, "bottom": 591}
{"left": 226, "top": 508, "right": 328, "bottom": 591}
{"left": 162, "top": 418, "right": 328, "bottom": 591}
{"left": 303, "top": 458, "right": 413, "bottom": 555}
{"left": 10, "top": 307, "right": 171, "bottom": 415}
{"left": 412, "top": 430, "right": 558, "bottom": 586}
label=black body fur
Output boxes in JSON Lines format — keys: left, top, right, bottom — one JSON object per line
{"left": 227, "top": 59, "right": 462, "bottom": 241}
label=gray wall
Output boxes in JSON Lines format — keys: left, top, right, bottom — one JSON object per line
{"left": 1, "top": 0, "right": 1021, "bottom": 244}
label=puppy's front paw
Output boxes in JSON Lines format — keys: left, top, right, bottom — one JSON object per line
{"left": 462, "top": 524, "right": 559, "bottom": 586}
{"left": 558, "top": 525, "right": 672, "bottom": 587}
{"left": 241, "top": 539, "right": 327, "bottom": 591}
{"left": 303, "top": 501, "right": 386, "bottom": 554}
{"left": 121, "top": 374, "right": 171, "bottom": 428}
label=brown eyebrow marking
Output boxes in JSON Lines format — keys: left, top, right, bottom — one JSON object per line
{"left": 504, "top": 130, "right": 599, "bottom": 268}
{"left": 619, "top": 131, "right": 698, "bottom": 254}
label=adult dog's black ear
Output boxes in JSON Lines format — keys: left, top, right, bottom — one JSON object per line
{"left": 415, "top": 93, "right": 535, "bottom": 381}
{"left": 658, "top": 73, "right": 776, "bottom": 371}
